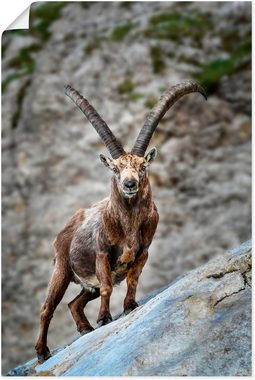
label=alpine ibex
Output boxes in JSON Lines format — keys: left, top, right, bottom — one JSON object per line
{"left": 35, "top": 80, "right": 206, "bottom": 362}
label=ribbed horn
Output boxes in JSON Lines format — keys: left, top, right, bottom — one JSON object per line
{"left": 65, "top": 85, "right": 125, "bottom": 159}
{"left": 132, "top": 80, "right": 207, "bottom": 157}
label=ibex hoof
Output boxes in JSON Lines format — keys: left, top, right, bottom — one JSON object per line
{"left": 80, "top": 327, "right": 94, "bottom": 336}
{"left": 124, "top": 301, "right": 138, "bottom": 315}
{"left": 37, "top": 346, "right": 51, "bottom": 364}
{"left": 97, "top": 315, "right": 112, "bottom": 327}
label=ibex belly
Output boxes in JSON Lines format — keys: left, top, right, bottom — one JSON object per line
{"left": 73, "top": 245, "right": 138, "bottom": 290}
{"left": 74, "top": 272, "right": 100, "bottom": 291}
{"left": 74, "top": 267, "right": 129, "bottom": 291}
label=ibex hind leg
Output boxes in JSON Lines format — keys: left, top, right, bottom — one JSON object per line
{"left": 35, "top": 264, "right": 72, "bottom": 363}
{"left": 68, "top": 288, "right": 100, "bottom": 334}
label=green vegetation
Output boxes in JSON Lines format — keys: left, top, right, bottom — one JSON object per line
{"left": 117, "top": 79, "right": 135, "bottom": 94}
{"left": 29, "top": 2, "right": 67, "bottom": 41}
{"left": 2, "top": 44, "right": 40, "bottom": 92}
{"left": 2, "top": 2, "right": 251, "bottom": 102}
{"left": 85, "top": 37, "right": 103, "bottom": 54}
{"left": 144, "top": 12, "right": 212, "bottom": 42}
{"left": 2, "top": 35, "right": 9, "bottom": 59}
{"left": 196, "top": 59, "right": 236, "bottom": 92}
{"left": 119, "top": 2, "right": 133, "bottom": 8}
{"left": 150, "top": 46, "right": 166, "bottom": 74}
{"left": 167, "top": 50, "right": 175, "bottom": 59}
{"left": 195, "top": 40, "right": 251, "bottom": 93}
{"left": 86, "top": 22, "right": 136, "bottom": 52}
{"left": 232, "top": 40, "right": 251, "bottom": 60}
{"left": 80, "top": 2, "right": 92, "bottom": 9}
{"left": 145, "top": 96, "right": 158, "bottom": 109}
{"left": 178, "top": 54, "right": 202, "bottom": 66}
{"left": 11, "top": 79, "right": 31, "bottom": 129}
{"left": 221, "top": 30, "right": 241, "bottom": 52}
{"left": 9, "top": 44, "right": 40, "bottom": 70}
{"left": 111, "top": 23, "right": 135, "bottom": 42}
{"left": 128, "top": 92, "right": 144, "bottom": 101}
{"left": 63, "top": 33, "right": 75, "bottom": 42}
{"left": 2, "top": 2, "right": 67, "bottom": 92}
{"left": 173, "top": 1, "right": 192, "bottom": 8}
{"left": 2, "top": 72, "right": 27, "bottom": 93}
{"left": 117, "top": 80, "right": 143, "bottom": 102}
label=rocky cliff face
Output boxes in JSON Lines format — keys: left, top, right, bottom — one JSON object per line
{"left": 8, "top": 241, "right": 251, "bottom": 376}
{"left": 2, "top": 1, "right": 251, "bottom": 372}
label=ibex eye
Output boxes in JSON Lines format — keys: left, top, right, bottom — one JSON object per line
{"left": 142, "top": 165, "right": 146, "bottom": 171}
{"left": 113, "top": 168, "right": 118, "bottom": 173}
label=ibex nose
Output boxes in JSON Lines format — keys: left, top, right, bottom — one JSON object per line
{"left": 124, "top": 179, "right": 137, "bottom": 190}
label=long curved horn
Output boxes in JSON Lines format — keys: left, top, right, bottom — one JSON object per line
{"left": 132, "top": 80, "right": 207, "bottom": 157}
{"left": 65, "top": 85, "right": 125, "bottom": 159}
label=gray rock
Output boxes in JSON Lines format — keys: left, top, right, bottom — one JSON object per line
{"left": 8, "top": 240, "right": 251, "bottom": 376}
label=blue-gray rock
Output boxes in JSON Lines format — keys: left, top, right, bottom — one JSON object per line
{"left": 8, "top": 240, "right": 251, "bottom": 376}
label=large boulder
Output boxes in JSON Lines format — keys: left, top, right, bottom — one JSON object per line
{"left": 8, "top": 240, "right": 251, "bottom": 376}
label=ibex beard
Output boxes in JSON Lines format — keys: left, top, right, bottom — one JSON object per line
{"left": 35, "top": 80, "right": 206, "bottom": 363}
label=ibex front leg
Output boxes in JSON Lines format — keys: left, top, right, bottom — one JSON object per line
{"left": 96, "top": 251, "right": 113, "bottom": 326}
{"left": 124, "top": 250, "right": 148, "bottom": 314}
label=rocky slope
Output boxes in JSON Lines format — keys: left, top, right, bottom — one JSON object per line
{"left": 2, "top": 1, "right": 251, "bottom": 372}
{"left": 8, "top": 241, "right": 251, "bottom": 376}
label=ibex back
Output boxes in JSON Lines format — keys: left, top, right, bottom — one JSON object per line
{"left": 35, "top": 80, "right": 206, "bottom": 362}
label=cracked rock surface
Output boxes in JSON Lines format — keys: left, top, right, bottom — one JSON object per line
{"left": 8, "top": 240, "right": 251, "bottom": 376}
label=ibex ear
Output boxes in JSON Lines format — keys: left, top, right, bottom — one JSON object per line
{"left": 99, "top": 154, "right": 114, "bottom": 170}
{"left": 145, "top": 147, "right": 157, "bottom": 165}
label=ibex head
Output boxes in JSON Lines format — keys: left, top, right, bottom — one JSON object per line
{"left": 65, "top": 80, "right": 206, "bottom": 198}
{"left": 99, "top": 149, "right": 157, "bottom": 198}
